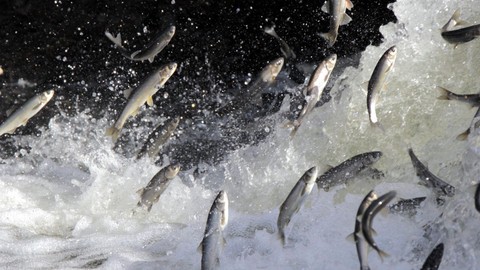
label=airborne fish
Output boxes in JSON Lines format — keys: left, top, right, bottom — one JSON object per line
{"left": 367, "top": 46, "right": 397, "bottom": 129}
{"left": 277, "top": 166, "right": 318, "bottom": 246}
{"left": 361, "top": 190, "right": 396, "bottom": 260}
{"left": 389, "top": 197, "right": 426, "bottom": 216}
{"left": 420, "top": 243, "right": 444, "bottom": 270}
{"left": 319, "top": 0, "right": 354, "bottom": 47}
{"left": 441, "top": 10, "right": 480, "bottom": 46}
{"left": 316, "top": 151, "right": 383, "bottom": 191}
{"left": 437, "top": 86, "right": 480, "bottom": 106}
{"left": 136, "top": 117, "right": 180, "bottom": 159}
{"left": 352, "top": 190, "right": 378, "bottom": 270}
{"left": 106, "top": 63, "right": 177, "bottom": 142}
{"left": 286, "top": 54, "right": 337, "bottom": 138}
{"left": 199, "top": 191, "right": 229, "bottom": 270}
{"left": 0, "top": 89, "right": 54, "bottom": 136}
{"left": 105, "top": 25, "right": 175, "bottom": 63}
{"left": 247, "top": 57, "right": 285, "bottom": 106}
{"left": 408, "top": 148, "right": 455, "bottom": 198}
{"left": 136, "top": 164, "right": 180, "bottom": 212}
{"left": 264, "top": 26, "right": 296, "bottom": 59}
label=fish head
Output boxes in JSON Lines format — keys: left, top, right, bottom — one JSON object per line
{"left": 158, "top": 62, "right": 178, "bottom": 79}
{"left": 172, "top": 116, "right": 181, "bottom": 126}
{"left": 325, "top": 54, "right": 337, "bottom": 71}
{"left": 386, "top": 46, "right": 397, "bottom": 64}
{"left": 305, "top": 166, "right": 319, "bottom": 184}
{"left": 216, "top": 190, "right": 229, "bottom": 229}
{"left": 165, "top": 164, "right": 181, "bottom": 178}
{"left": 40, "top": 89, "right": 55, "bottom": 103}
{"left": 167, "top": 26, "right": 176, "bottom": 37}
{"left": 368, "top": 151, "right": 383, "bottom": 163}
{"left": 267, "top": 57, "right": 285, "bottom": 82}
{"left": 366, "top": 190, "right": 379, "bottom": 204}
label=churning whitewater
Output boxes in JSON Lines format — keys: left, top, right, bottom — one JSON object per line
{"left": 1, "top": 0, "right": 480, "bottom": 269}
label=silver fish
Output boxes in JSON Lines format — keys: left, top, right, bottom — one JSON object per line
{"left": 105, "top": 25, "right": 175, "bottom": 63}
{"left": 437, "top": 86, "right": 480, "bottom": 106}
{"left": 199, "top": 191, "right": 229, "bottom": 270}
{"left": 367, "top": 46, "right": 397, "bottom": 128}
{"left": 317, "top": 151, "right": 383, "bottom": 191}
{"left": 420, "top": 243, "right": 444, "bottom": 270}
{"left": 136, "top": 117, "right": 180, "bottom": 159}
{"left": 319, "top": 0, "right": 354, "bottom": 47}
{"left": 0, "top": 89, "right": 54, "bottom": 136}
{"left": 136, "top": 164, "right": 181, "bottom": 212}
{"left": 264, "top": 26, "right": 296, "bottom": 59}
{"left": 408, "top": 148, "right": 455, "bottom": 197}
{"left": 441, "top": 10, "right": 480, "bottom": 46}
{"left": 277, "top": 166, "right": 318, "bottom": 246}
{"left": 361, "top": 190, "right": 396, "bottom": 260}
{"left": 287, "top": 54, "right": 337, "bottom": 138}
{"left": 106, "top": 63, "right": 177, "bottom": 142}
{"left": 247, "top": 57, "right": 285, "bottom": 106}
{"left": 352, "top": 190, "right": 378, "bottom": 270}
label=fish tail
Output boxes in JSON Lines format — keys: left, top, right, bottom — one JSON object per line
{"left": 105, "top": 126, "right": 121, "bottom": 142}
{"left": 319, "top": 31, "right": 337, "bottom": 47}
{"left": 437, "top": 86, "right": 452, "bottom": 100}
{"left": 456, "top": 128, "right": 470, "bottom": 141}
{"left": 105, "top": 31, "right": 124, "bottom": 49}
{"left": 375, "top": 248, "right": 390, "bottom": 262}
{"left": 369, "top": 121, "right": 385, "bottom": 133}
{"left": 289, "top": 126, "right": 299, "bottom": 139}
{"left": 278, "top": 230, "right": 286, "bottom": 246}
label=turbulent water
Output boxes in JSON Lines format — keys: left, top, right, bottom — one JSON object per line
{"left": 1, "top": 0, "right": 480, "bottom": 269}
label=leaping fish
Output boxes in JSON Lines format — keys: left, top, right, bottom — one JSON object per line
{"left": 105, "top": 25, "right": 175, "bottom": 63}
{"left": 441, "top": 10, "right": 480, "bottom": 46}
{"left": 199, "top": 191, "right": 229, "bottom": 270}
{"left": 264, "top": 26, "right": 296, "bottom": 59}
{"left": 285, "top": 54, "right": 337, "bottom": 138}
{"left": 367, "top": 46, "right": 397, "bottom": 129}
{"left": 0, "top": 89, "right": 54, "bottom": 136}
{"left": 106, "top": 63, "right": 177, "bottom": 142}
{"left": 319, "top": 0, "right": 354, "bottom": 47}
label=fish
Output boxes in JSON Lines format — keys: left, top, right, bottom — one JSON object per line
{"left": 286, "top": 54, "right": 337, "bottom": 138}
{"left": 367, "top": 46, "right": 397, "bottom": 129}
{"left": 136, "top": 164, "right": 181, "bottom": 212}
{"left": 420, "top": 243, "right": 444, "bottom": 270}
{"left": 437, "top": 86, "right": 480, "bottom": 106}
{"left": 106, "top": 63, "right": 177, "bottom": 142}
{"left": 475, "top": 183, "right": 480, "bottom": 213}
{"left": 136, "top": 116, "right": 180, "bottom": 159}
{"left": 352, "top": 190, "right": 378, "bottom": 270}
{"left": 246, "top": 57, "right": 285, "bottom": 106}
{"left": 105, "top": 25, "right": 175, "bottom": 63}
{"left": 407, "top": 148, "right": 455, "bottom": 198}
{"left": 199, "top": 190, "right": 229, "bottom": 270}
{"left": 361, "top": 190, "right": 396, "bottom": 260}
{"left": 319, "top": 0, "right": 354, "bottom": 47}
{"left": 277, "top": 166, "right": 318, "bottom": 246}
{"left": 389, "top": 197, "right": 426, "bottom": 216}
{"left": 264, "top": 26, "right": 296, "bottom": 59}
{"left": 441, "top": 10, "right": 480, "bottom": 46}
{"left": 316, "top": 151, "right": 383, "bottom": 191}
{"left": 457, "top": 107, "right": 480, "bottom": 140}
{"left": 0, "top": 89, "right": 54, "bottom": 136}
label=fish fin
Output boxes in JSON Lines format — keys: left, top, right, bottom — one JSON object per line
{"left": 153, "top": 195, "right": 160, "bottom": 203}
{"left": 264, "top": 26, "right": 279, "bottom": 39}
{"left": 278, "top": 230, "right": 286, "bottom": 246}
{"left": 130, "top": 50, "right": 141, "bottom": 59}
{"left": 147, "top": 204, "right": 153, "bottom": 212}
{"left": 456, "top": 129, "right": 470, "bottom": 141}
{"left": 5, "top": 106, "right": 16, "bottom": 117}
{"left": 345, "top": 233, "right": 355, "bottom": 243}
{"left": 321, "top": 1, "right": 330, "bottom": 13}
{"left": 369, "top": 121, "right": 385, "bottom": 133}
{"left": 319, "top": 32, "right": 336, "bottom": 47}
{"left": 361, "top": 81, "right": 369, "bottom": 91}
{"left": 197, "top": 241, "right": 203, "bottom": 253}
{"left": 450, "top": 9, "right": 468, "bottom": 26}
{"left": 283, "top": 120, "right": 294, "bottom": 129}
{"left": 417, "top": 181, "right": 429, "bottom": 187}
{"left": 289, "top": 125, "right": 299, "bottom": 139}
{"left": 148, "top": 57, "right": 155, "bottom": 63}
{"left": 136, "top": 201, "right": 142, "bottom": 208}
{"left": 146, "top": 96, "right": 154, "bottom": 106}
{"left": 222, "top": 236, "right": 227, "bottom": 247}
{"left": 6, "top": 127, "right": 17, "bottom": 134}
{"left": 123, "top": 88, "right": 133, "bottom": 99}
{"left": 131, "top": 107, "right": 140, "bottom": 116}
{"left": 105, "top": 126, "right": 121, "bottom": 142}
{"left": 31, "top": 102, "right": 43, "bottom": 111}
{"left": 345, "top": 0, "right": 354, "bottom": 10}
{"left": 341, "top": 14, "right": 352, "bottom": 25}
{"left": 20, "top": 119, "right": 29, "bottom": 126}
{"left": 436, "top": 86, "right": 452, "bottom": 100}
{"left": 136, "top": 188, "right": 144, "bottom": 195}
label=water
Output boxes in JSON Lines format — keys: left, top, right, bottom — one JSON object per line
{"left": 1, "top": 0, "right": 480, "bottom": 269}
